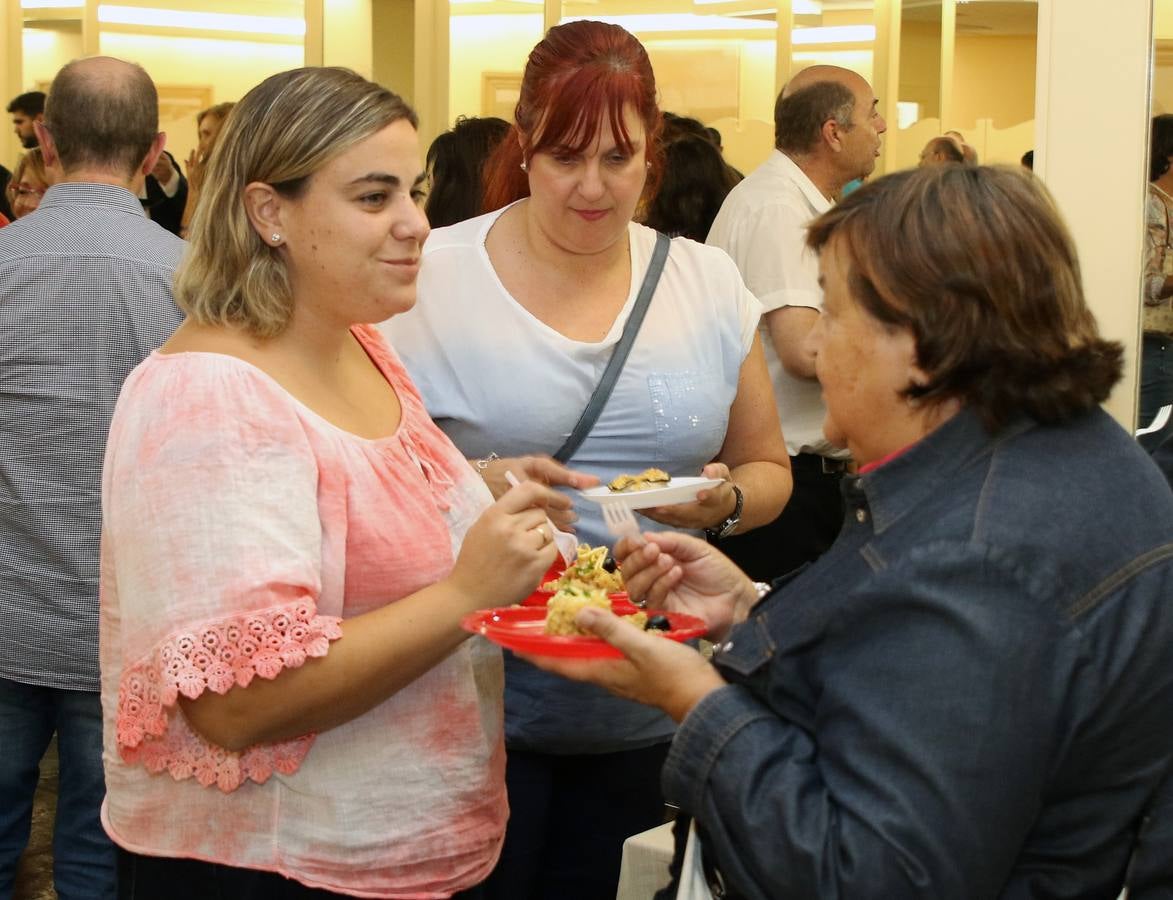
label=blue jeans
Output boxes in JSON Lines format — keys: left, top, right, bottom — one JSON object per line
{"left": 1140, "top": 333, "right": 1173, "bottom": 452}
{"left": 0, "top": 678, "right": 115, "bottom": 900}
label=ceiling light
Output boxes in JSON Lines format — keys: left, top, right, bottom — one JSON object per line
{"left": 792, "top": 24, "right": 875, "bottom": 44}
{"left": 695, "top": 0, "right": 822, "bottom": 11}
{"left": 97, "top": 5, "right": 306, "bottom": 36}
{"left": 562, "top": 14, "right": 776, "bottom": 32}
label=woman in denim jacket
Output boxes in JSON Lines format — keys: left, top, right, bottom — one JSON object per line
{"left": 527, "top": 165, "right": 1173, "bottom": 898}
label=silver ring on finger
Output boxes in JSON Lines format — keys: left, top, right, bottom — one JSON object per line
{"left": 535, "top": 524, "right": 548, "bottom": 544}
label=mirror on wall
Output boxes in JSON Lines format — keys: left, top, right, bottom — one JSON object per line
{"left": 1139, "top": 0, "right": 1173, "bottom": 452}
{"left": 899, "top": 0, "right": 940, "bottom": 126}
{"left": 890, "top": 0, "right": 1036, "bottom": 170}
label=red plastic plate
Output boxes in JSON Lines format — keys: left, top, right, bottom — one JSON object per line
{"left": 461, "top": 605, "right": 707, "bottom": 659}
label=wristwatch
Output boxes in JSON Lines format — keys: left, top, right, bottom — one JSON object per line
{"left": 705, "top": 484, "right": 743, "bottom": 540}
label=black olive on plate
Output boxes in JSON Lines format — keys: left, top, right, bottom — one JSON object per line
{"left": 645, "top": 614, "right": 671, "bottom": 631}
{"left": 602, "top": 554, "right": 618, "bottom": 573}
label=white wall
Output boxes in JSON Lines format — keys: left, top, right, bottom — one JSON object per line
{"left": 1035, "top": 0, "right": 1151, "bottom": 430}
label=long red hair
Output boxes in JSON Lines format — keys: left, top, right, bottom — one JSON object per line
{"left": 481, "top": 20, "right": 664, "bottom": 214}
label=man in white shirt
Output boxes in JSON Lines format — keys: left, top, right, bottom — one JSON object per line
{"left": 707, "top": 65, "right": 886, "bottom": 581}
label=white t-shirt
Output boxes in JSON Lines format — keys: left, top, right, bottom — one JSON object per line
{"left": 382, "top": 205, "right": 761, "bottom": 752}
{"left": 707, "top": 149, "right": 842, "bottom": 457}
{"left": 384, "top": 205, "right": 761, "bottom": 501}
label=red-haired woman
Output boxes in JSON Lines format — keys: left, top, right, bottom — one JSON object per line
{"left": 384, "top": 20, "right": 791, "bottom": 899}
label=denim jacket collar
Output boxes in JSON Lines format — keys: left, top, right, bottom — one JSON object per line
{"left": 846, "top": 408, "right": 1034, "bottom": 535}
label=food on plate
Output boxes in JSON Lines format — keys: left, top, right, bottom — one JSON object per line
{"left": 542, "top": 544, "right": 624, "bottom": 594}
{"left": 607, "top": 468, "right": 671, "bottom": 493}
{"left": 645, "top": 614, "right": 671, "bottom": 632}
{"left": 543, "top": 584, "right": 648, "bottom": 636}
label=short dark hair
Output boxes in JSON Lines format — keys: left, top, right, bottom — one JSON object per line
{"left": 643, "top": 134, "right": 738, "bottom": 242}
{"left": 7, "top": 91, "right": 45, "bottom": 117}
{"left": 774, "top": 80, "right": 855, "bottom": 154}
{"left": 1150, "top": 115, "right": 1173, "bottom": 182}
{"left": 661, "top": 112, "right": 708, "bottom": 145}
{"left": 43, "top": 59, "right": 157, "bottom": 176}
{"left": 806, "top": 165, "right": 1122, "bottom": 432}
{"left": 425, "top": 115, "right": 510, "bottom": 229}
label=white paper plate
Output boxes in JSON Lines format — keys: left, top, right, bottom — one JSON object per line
{"left": 578, "top": 477, "right": 725, "bottom": 510}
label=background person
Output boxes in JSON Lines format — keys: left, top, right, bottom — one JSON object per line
{"left": 179, "top": 101, "right": 234, "bottom": 237}
{"left": 100, "top": 66, "right": 565, "bottom": 899}
{"left": 140, "top": 149, "right": 187, "bottom": 235}
{"left": 918, "top": 135, "right": 965, "bottom": 166}
{"left": 8, "top": 90, "right": 45, "bottom": 150}
{"left": 944, "top": 128, "right": 979, "bottom": 164}
{"left": 425, "top": 114, "right": 509, "bottom": 228}
{"left": 642, "top": 132, "right": 739, "bottom": 242}
{"left": 0, "top": 165, "right": 13, "bottom": 221}
{"left": 706, "top": 65, "right": 886, "bottom": 583}
{"left": 0, "top": 57, "right": 185, "bottom": 900}
{"left": 385, "top": 20, "right": 790, "bottom": 900}
{"left": 528, "top": 165, "right": 1173, "bottom": 899}
{"left": 5, "top": 148, "right": 48, "bottom": 218}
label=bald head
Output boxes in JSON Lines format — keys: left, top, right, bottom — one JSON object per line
{"left": 774, "top": 65, "right": 877, "bottom": 157}
{"left": 782, "top": 64, "right": 867, "bottom": 100}
{"left": 919, "top": 136, "right": 964, "bottom": 166}
{"left": 43, "top": 56, "right": 159, "bottom": 177}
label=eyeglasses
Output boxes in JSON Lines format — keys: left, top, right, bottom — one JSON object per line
{"left": 11, "top": 184, "right": 45, "bottom": 199}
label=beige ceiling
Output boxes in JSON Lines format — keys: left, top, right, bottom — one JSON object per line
{"left": 22, "top": 0, "right": 1039, "bottom": 38}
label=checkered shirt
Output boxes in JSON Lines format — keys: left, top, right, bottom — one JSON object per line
{"left": 0, "top": 182, "right": 185, "bottom": 690}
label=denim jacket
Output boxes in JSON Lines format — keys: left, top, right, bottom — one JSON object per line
{"left": 661, "top": 408, "right": 1173, "bottom": 899}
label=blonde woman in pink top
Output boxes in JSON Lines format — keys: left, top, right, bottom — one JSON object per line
{"left": 98, "top": 67, "right": 570, "bottom": 899}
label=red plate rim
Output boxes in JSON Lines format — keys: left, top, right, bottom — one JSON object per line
{"left": 461, "top": 605, "right": 707, "bottom": 659}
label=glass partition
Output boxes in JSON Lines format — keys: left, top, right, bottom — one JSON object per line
{"left": 448, "top": 0, "right": 544, "bottom": 126}
{"left": 557, "top": 0, "right": 778, "bottom": 177}
{"left": 949, "top": 0, "right": 1036, "bottom": 165}
{"left": 791, "top": 0, "right": 874, "bottom": 86}
{"left": 899, "top": 0, "right": 940, "bottom": 125}
{"left": 18, "top": 0, "right": 306, "bottom": 166}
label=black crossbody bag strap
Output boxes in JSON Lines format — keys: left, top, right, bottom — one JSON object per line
{"left": 553, "top": 231, "right": 670, "bottom": 463}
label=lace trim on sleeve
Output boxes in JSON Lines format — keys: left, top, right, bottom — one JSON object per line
{"left": 115, "top": 599, "right": 344, "bottom": 793}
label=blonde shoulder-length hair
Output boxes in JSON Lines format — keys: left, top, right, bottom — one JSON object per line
{"left": 174, "top": 67, "right": 417, "bottom": 338}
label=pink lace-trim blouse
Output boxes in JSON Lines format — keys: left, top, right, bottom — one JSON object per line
{"left": 99, "top": 325, "right": 505, "bottom": 898}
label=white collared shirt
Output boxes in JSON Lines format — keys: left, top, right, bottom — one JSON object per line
{"left": 708, "top": 149, "right": 842, "bottom": 456}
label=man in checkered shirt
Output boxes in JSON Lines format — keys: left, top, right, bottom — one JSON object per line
{"left": 0, "top": 57, "right": 184, "bottom": 899}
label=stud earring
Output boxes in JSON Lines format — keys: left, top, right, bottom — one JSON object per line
{"left": 270, "top": 233, "right": 281, "bottom": 243}
{"left": 519, "top": 161, "right": 528, "bottom": 172}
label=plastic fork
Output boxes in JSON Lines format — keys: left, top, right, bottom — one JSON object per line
{"left": 601, "top": 499, "right": 645, "bottom": 545}
{"left": 504, "top": 470, "right": 578, "bottom": 564}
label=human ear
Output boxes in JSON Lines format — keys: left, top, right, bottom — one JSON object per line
{"left": 141, "top": 132, "right": 167, "bottom": 177}
{"left": 822, "top": 118, "right": 843, "bottom": 153}
{"left": 243, "top": 182, "right": 286, "bottom": 247}
{"left": 34, "top": 122, "right": 59, "bottom": 169}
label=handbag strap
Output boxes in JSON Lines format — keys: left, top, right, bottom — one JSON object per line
{"left": 553, "top": 231, "right": 670, "bottom": 463}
